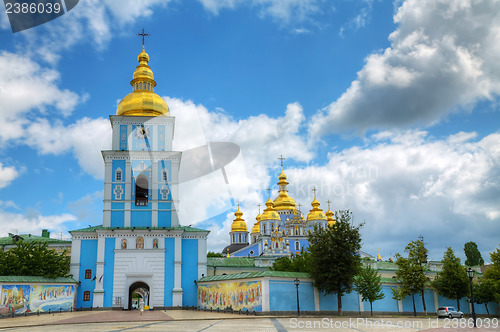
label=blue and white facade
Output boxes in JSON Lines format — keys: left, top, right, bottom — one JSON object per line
{"left": 70, "top": 46, "right": 209, "bottom": 309}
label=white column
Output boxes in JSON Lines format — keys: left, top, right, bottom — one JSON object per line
{"left": 314, "top": 287, "right": 320, "bottom": 311}
{"left": 124, "top": 160, "right": 132, "bottom": 227}
{"left": 358, "top": 293, "right": 364, "bottom": 313}
{"left": 151, "top": 161, "right": 158, "bottom": 227}
{"left": 103, "top": 159, "right": 113, "bottom": 226}
{"left": 70, "top": 238, "right": 81, "bottom": 281}
{"left": 93, "top": 234, "right": 106, "bottom": 307}
{"left": 172, "top": 235, "right": 183, "bottom": 306}
{"left": 111, "top": 121, "right": 120, "bottom": 150}
{"left": 197, "top": 237, "right": 207, "bottom": 278}
{"left": 262, "top": 278, "right": 270, "bottom": 312}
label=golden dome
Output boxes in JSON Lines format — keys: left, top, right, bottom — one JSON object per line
{"left": 116, "top": 45, "right": 169, "bottom": 117}
{"left": 307, "top": 197, "right": 327, "bottom": 221}
{"left": 230, "top": 206, "right": 248, "bottom": 232}
{"left": 251, "top": 211, "right": 261, "bottom": 234}
{"left": 326, "top": 207, "right": 336, "bottom": 227}
{"left": 260, "top": 197, "right": 280, "bottom": 221}
{"left": 273, "top": 168, "right": 297, "bottom": 211}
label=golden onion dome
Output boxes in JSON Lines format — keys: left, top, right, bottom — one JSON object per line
{"left": 251, "top": 211, "right": 261, "bottom": 234}
{"left": 116, "top": 45, "right": 169, "bottom": 117}
{"left": 307, "top": 197, "right": 327, "bottom": 221}
{"left": 273, "top": 168, "right": 297, "bottom": 211}
{"left": 326, "top": 207, "right": 336, "bottom": 227}
{"left": 230, "top": 206, "right": 248, "bottom": 232}
{"left": 260, "top": 197, "right": 280, "bottom": 221}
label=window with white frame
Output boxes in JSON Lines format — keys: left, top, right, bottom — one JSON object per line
{"left": 115, "top": 168, "right": 123, "bottom": 182}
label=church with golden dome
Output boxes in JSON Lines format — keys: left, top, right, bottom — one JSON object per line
{"left": 69, "top": 41, "right": 209, "bottom": 310}
{"left": 222, "top": 160, "right": 336, "bottom": 257}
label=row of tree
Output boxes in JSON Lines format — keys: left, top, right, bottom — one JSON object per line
{"left": 270, "top": 210, "right": 500, "bottom": 316}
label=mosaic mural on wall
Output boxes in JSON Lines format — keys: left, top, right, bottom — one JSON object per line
{"left": 198, "top": 281, "right": 262, "bottom": 311}
{"left": 0, "top": 285, "right": 75, "bottom": 314}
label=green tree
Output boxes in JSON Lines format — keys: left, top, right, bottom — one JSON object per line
{"left": 0, "top": 241, "right": 70, "bottom": 278}
{"left": 482, "top": 245, "right": 500, "bottom": 303}
{"left": 432, "top": 247, "right": 469, "bottom": 310}
{"left": 270, "top": 249, "right": 310, "bottom": 273}
{"left": 308, "top": 210, "right": 363, "bottom": 315}
{"left": 474, "top": 277, "right": 495, "bottom": 317}
{"left": 464, "top": 241, "right": 484, "bottom": 266}
{"left": 391, "top": 240, "right": 429, "bottom": 315}
{"left": 354, "top": 264, "right": 385, "bottom": 316}
{"left": 207, "top": 251, "right": 223, "bottom": 257}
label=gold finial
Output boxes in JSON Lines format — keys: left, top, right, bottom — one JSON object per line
{"left": 226, "top": 248, "right": 230, "bottom": 258}
{"left": 137, "top": 28, "right": 150, "bottom": 46}
{"left": 327, "top": 200, "right": 331, "bottom": 209}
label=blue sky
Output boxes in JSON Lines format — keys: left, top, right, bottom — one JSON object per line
{"left": 0, "top": 0, "right": 499, "bottom": 262}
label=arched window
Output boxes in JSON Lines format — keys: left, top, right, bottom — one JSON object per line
{"left": 115, "top": 168, "right": 122, "bottom": 182}
{"left": 162, "top": 169, "right": 168, "bottom": 182}
{"left": 295, "top": 241, "right": 300, "bottom": 251}
{"left": 238, "top": 234, "right": 242, "bottom": 243}
{"left": 85, "top": 269, "right": 92, "bottom": 279}
{"left": 83, "top": 291, "right": 90, "bottom": 301}
{"left": 135, "top": 173, "right": 148, "bottom": 206}
{"left": 121, "top": 239, "right": 127, "bottom": 249}
{"left": 153, "top": 238, "right": 159, "bottom": 248}
{"left": 136, "top": 237, "right": 144, "bottom": 249}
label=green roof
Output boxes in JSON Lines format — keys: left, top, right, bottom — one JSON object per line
{"left": 199, "top": 271, "right": 310, "bottom": 282}
{"left": 71, "top": 225, "right": 208, "bottom": 233}
{"left": 0, "top": 276, "right": 78, "bottom": 283}
{"left": 207, "top": 257, "right": 257, "bottom": 267}
{"left": 0, "top": 234, "right": 70, "bottom": 246}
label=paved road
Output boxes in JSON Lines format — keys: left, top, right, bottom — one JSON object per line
{"left": 0, "top": 310, "right": 498, "bottom": 331}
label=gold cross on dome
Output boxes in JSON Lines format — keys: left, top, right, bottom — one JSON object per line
{"left": 266, "top": 188, "right": 272, "bottom": 198}
{"left": 327, "top": 200, "right": 331, "bottom": 209}
{"left": 312, "top": 187, "right": 317, "bottom": 198}
{"left": 138, "top": 28, "right": 150, "bottom": 46}
{"left": 277, "top": 155, "right": 286, "bottom": 167}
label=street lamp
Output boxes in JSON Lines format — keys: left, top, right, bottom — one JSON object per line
{"left": 294, "top": 278, "right": 300, "bottom": 316}
{"left": 466, "top": 268, "right": 477, "bottom": 328}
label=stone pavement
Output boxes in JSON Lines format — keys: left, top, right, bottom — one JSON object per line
{"left": 0, "top": 310, "right": 498, "bottom": 331}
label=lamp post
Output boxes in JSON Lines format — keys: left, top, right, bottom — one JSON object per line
{"left": 466, "top": 268, "right": 477, "bottom": 328}
{"left": 294, "top": 278, "right": 300, "bottom": 316}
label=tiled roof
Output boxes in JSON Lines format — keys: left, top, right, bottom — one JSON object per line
{"left": 70, "top": 225, "right": 208, "bottom": 233}
{"left": 198, "top": 271, "right": 310, "bottom": 282}
{"left": 207, "top": 257, "right": 257, "bottom": 267}
{"left": 0, "top": 234, "right": 70, "bottom": 245}
{"left": 0, "top": 276, "right": 78, "bottom": 283}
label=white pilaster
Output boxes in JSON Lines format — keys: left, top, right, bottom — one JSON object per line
{"left": 197, "top": 237, "right": 207, "bottom": 278}
{"left": 124, "top": 160, "right": 132, "bottom": 227}
{"left": 93, "top": 234, "right": 106, "bottom": 307}
{"left": 262, "top": 278, "right": 270, "bottom": 312}
{"left": 172, "top": 235, "right": 183, "bottom": 306}
{"left": 314, "top": 287, "right": 320, "bottom": 311}
{"left": 69, "top": 238, "right": 81, "bottom": 280}
{"left": 103, "top": 160, "right": 113, "bottom": 227}
{"left": 358, "top": 293, "right": 364, "bottom": 312}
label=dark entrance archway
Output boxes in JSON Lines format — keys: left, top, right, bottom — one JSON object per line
{"left": 128, "top": 281, "right": 150, "bottom": 310}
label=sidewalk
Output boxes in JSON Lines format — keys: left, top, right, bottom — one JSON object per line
{"left": 0, "top": 309, "right": 263, "bottom": 329}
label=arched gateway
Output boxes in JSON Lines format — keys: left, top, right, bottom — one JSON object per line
{"left": 128, "top": 281, "right": 149, "bottom": 310}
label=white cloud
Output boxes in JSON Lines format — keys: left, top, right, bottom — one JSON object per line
{"left": 0, "top": 163, "right": 19, "bottom": 189}
{"left": 281, "top": 130, "right": 500, "bottom": 260}
{"left": 24, "top": 117, "right": 111, "bottom": 179}
{"left": 310, "top": 0, "right": 500, "bottom": 136}
{"left": 167, "top": 97, "right": 314, "bottom": 246}
{"left": 0, "top": 210, "right": 77, "bottom": 239}
{"left": 0, "top": 51, "right": 80, "bottom": 142}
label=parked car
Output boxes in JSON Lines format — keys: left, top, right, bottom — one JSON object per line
{"left": 437, "top": 306, "right": 464, "bottom": 318}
